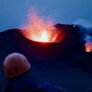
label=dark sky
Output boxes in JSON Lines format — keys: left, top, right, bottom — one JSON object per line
{"left": 0, "top": 0, "right": 92, "bottom": 31}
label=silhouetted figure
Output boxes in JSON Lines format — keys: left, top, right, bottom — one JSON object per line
{"left": 3, "top": 53, "right": 56, "bottom": 92}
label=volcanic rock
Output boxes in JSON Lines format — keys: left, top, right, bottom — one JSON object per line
{"left": 0, "top": 24, "right": 85, "bottom": 62}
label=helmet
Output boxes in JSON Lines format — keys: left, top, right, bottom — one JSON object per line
{"left": 3, "top": 53, "right": 31, "bottom": 79}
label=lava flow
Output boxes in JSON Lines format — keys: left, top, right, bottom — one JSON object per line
{"left": 22, "top": 11, "right": 65, "bottom": 43}
{"left": 85, "top": 42, "right": 92, "bottom": 52}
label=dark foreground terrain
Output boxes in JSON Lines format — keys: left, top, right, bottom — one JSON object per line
{"left": 0, "top": 24, "right": 92, "bottom": 92}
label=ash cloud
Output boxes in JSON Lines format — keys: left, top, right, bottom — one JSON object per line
{"left": 74, "top": 19, "right": 92, "bottom": 28}
{"left": 74, "top": 19, "right": 92, "bottom": 51}
{"left": 74, "top": 19, "right": 92, "bottom": 35}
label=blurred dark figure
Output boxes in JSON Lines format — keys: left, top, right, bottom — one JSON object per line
{"left": 3, "top": 53, "right": 56, "bottom": 92}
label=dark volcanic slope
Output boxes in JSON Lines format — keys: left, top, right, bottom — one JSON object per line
{"left": 0, "top": 24, "right": 92, "bottom": 92}
{"left": 0, "top": 29, "right": 22, "bottom": 60}
{"left": 0, "top": 24, "right": 85, "bottom": 62}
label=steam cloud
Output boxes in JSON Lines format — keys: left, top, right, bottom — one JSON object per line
{"left": 74, "top": 19, "right": 92, "bottom": 52}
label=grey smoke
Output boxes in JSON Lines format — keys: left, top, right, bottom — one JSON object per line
{"left": 74, "top": 19, "right": 92, "bottom": 28}
{"left": 74, "top": 19, "right": 92, "bottom": 49}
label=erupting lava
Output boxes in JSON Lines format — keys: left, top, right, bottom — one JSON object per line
{"left": 22, "top": 10, "right": 65, "bottom": 43}
{"left": 36, "top": 30, "right": 49, "bottom": 42}
{"left": 85, "top": 42, "right": 92, "bottom": 52}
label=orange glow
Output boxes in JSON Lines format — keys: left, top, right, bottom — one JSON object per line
{"left": 36, "top": 30, "right": 49, "bottom": 42}
{"left": 22, "top": 10, "right": 65, "bottom": 43}
{"left": 85, "top": 42, "right": 92, "bottom": 52}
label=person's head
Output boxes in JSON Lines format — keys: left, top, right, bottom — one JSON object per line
{"left": 3, "top": 53, "right": 31, "bottom": 80}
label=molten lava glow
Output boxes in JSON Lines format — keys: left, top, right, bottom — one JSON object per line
{"left": 31, "top": 30, "right": 49, "bottom": 42}
{"left": 37, "top": 31, "right": 49, "bottom": 42}
{"left": 85, "top": 42, "right": 92, "bottom": 52}
{"left": 22, "top": 10, "right": 65, "bottom": 43}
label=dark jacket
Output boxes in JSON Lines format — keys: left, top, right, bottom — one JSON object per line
{"left": 5, "top": 72, "right": 56, "bottom": 92}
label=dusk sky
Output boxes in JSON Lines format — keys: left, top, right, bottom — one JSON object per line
{"left": 0, "top": 0, "right": 92, "bottom": 31}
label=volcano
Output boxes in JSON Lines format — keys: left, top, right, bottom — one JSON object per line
{"left": 0, "top": 24, "right": 92, "bottom": 92}
{"left": 0, "top": 24, "right": 85, "bottom": 61}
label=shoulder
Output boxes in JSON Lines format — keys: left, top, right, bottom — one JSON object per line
{"left": 37, "top": 82, "right": 56, "bottom": 92}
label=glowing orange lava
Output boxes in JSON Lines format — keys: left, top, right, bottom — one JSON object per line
{"left": 35, "top": 30, "right": 49, "bottom": 42}
{"left": 85, "top": 42, "right": 92, "bottom": 52}
{"left": 22, "top": 10, "right": 65, "bottom": 43}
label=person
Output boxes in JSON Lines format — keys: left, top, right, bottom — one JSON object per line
{"left": 3, "top": 53, "right": 56, "bottom": 92}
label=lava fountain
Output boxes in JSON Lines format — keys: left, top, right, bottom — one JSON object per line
{"left": 22, "top": 10, "right": 65, "bottom": 43}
